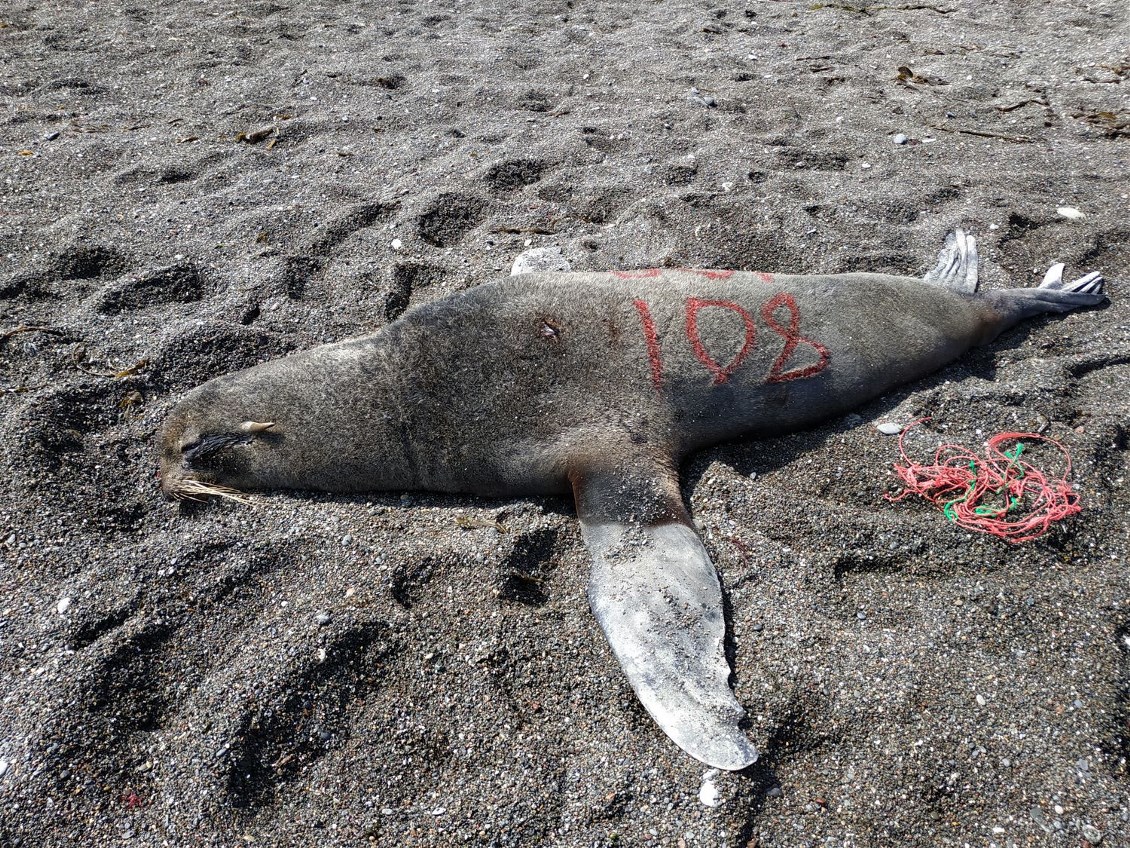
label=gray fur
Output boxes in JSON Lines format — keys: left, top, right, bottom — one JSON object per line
{"left": 158, "top": 232, "right": 1106, "bottom": 770}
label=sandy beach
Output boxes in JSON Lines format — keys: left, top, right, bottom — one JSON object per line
{"left": 1, "top": 0, "right": 1127, "bottom": 845}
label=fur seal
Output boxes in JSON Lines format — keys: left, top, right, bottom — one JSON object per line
{"left": 158, "top": 231, "right": 1106, "bottom": 770}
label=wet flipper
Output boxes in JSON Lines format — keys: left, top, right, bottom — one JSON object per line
{"left": 572, "top": 458, "right": 759, "bottom": 771}
{"left": 923, "top": 229, "right": 979, "bottom": 292}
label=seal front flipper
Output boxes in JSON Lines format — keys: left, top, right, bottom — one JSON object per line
{"left": 571, "top": 458, "right": 759, "bottom": 770}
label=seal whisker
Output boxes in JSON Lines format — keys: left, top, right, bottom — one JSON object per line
{"left": 170, "top": 478, "right": 255, "bottom": 505}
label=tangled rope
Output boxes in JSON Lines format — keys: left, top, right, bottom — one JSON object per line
{"left": 887, "top": 420, "right": 1081, "bottom": 543}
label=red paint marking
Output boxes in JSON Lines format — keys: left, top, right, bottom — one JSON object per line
{"left": 614, "top": 268, "right": 735, "bottom": 280}
{"left": 761, "top": 292, "right": 830, "bottom": 383}
{"left": 632, "top": 299, "right": 664, "bottom": 389}
{"left": 676, "top": 268, "right": 735, "bottom": 280}
{"left": 684, "top": 298, "right": 757, "bottom": 385}
{"left": 756, "top": 272, "right": 774, "bottom": 284}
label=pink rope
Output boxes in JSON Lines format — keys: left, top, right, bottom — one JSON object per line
{"left": 887, "top": 420, "right": 1082, "bottom": 543}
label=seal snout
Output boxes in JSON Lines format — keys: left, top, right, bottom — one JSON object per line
{"left": 157, "top": 460, "right": 253, "bottom": 505}
{"left": 156, "top": 413, "right": 264, "bottom": 505}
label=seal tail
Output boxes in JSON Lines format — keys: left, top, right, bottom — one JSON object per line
{"left": 923, "top": 229, "right": 979, "bottom": 293}
{"left": 571, "top": 455, "right": 759, "bottom": 771}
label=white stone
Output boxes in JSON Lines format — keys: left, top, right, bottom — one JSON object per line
{"left": 698, "top": 769, "right": 722, "bottom": 807}
{"left": 510, "top": 246, "right": 572, "bottom": 276}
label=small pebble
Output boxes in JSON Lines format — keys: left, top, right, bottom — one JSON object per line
{"left": 45, "top": 130, "right": 60, "bottom": 141}
{"left": 341, "top": 534, "right": 352, "bottom": 547}
{"left": 315, "top": 612, "right": 331, "bottom": 626}
{"left": 391, "top": 238, "right": 403, "bottom": 250}
{"left": 1082, "top": 824, "right": 1102, "bottom": 843}
{"left": 892, "top": 133, "right": 909, "bottom": 145}
{"left": 56, "top": 597, "right": 72, "bottom": 615}
{"left": 976, "top": 694, "right": 986, "bottom": 706}
{"left": 689, "top": 87, "right": 717, "bottom": 108}
{"left": 1056, "top": 206, "right": 1084, "bottom": 220}
{"left": 766, "top": 786, "right": 782, "bottom": 798}
{"left": 876, "top": 421, "right": 902, "bottom": 435}
{"left": 698, "top": 769, "right": 721, "bottom": 807}
{"left": 0, "top": 760, "right": 9, "bottom": 778}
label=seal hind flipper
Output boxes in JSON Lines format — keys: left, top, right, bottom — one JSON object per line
{"left": 572, "top": 459, "right": 759, "bottom": 771}
{"left": 1038, "top": 263, "right": 1104, "bottom": 295}
{"left": 923, "top": 229, "right": 979, "bottom": 292}
{"left": 982, "top": 263, "right": 1106, "bottom": 335}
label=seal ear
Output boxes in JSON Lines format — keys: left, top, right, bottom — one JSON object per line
{"left": 571, "top": 455, "right": 759, "bottom": 771}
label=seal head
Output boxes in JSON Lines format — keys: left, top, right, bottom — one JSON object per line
{"left": 159, "top": 401, "right": 276, "bottom": 502}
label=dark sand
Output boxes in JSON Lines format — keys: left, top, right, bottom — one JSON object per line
{"left": 1, "top": 1, "right": 1128, "bottom": 845}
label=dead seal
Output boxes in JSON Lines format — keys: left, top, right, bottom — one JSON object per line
{"left": 158, "top": 231, "right": 1106, "bottom": 770}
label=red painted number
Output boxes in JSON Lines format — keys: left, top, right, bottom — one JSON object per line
{"left": 685, "top": 298, "right": 756, "bottom": 385}
{"left": 760, "top": 293, "right": 831, "bottom": 383}
{"left": 631, "top": 286, "right": 829, "bottom": 389}
{"left": 632, "top": 299, "right": 664, "bottom": 390}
